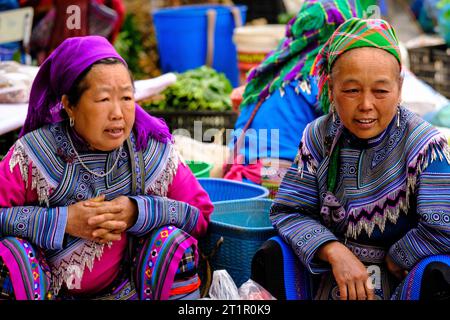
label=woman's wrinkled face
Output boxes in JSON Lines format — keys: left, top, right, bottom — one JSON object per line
{"left": 63, "top": 63, "right": 135, "bottom": 151}
{"left": 330, "top": 47, "right": 402, "bottom": 139}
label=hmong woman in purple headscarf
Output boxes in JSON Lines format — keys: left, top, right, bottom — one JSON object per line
{"left": 0, "top": 36, "right": 213, "bottom": 300}
{"left": 252, "top": 18, "right": 450, "bottom": 300}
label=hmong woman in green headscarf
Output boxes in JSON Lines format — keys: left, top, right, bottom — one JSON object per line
{"left": 253, "top": 18, "right": 450, "bottom": 300}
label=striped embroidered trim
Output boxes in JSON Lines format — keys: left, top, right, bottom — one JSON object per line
{"left": 345, "top": 135, "right": 450, "bottom": 239}
{"left": 169, "top": 275, "right": 201, "bottom": 296}
{"left": 146, "top": 144, "right": 179, "bottom": 197}
{"left": 9, "top": 141, "right": 51, "bottom": 206}
{"left": 50, "top": 240, "right": 107, "bottom": 296}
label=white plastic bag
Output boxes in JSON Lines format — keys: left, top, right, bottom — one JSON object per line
{"left": 0, "top": 62, "right": 38, "bottom": 104}
{"left": 208, "top": 270, "right": 241, "bottom": 300}
{"left": 238, "top": 279, "right": 276, "bottom": 300}
{"left": 206, "top": 270, "right": 276, "bottom": 300}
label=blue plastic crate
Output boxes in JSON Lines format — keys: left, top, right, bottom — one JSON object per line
{"left": 198, "top": 198, "right": 276, "bottom": 288}
{"left": 198, "top": 178, "right": 269, "bottom": 203}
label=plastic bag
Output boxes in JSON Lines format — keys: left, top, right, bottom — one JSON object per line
{"left": 0, "top": 86, "right": 29, "bottom": 103}
{"left": 238, "top": 279, "right": 276, "bottom": 300}
{"left": 206, "top": 270, "right": 276, "bottom": 300}
{"left": 208, "top": 270, "right": 241, "bottom": 300}
{"left": 0, "top": 62, "right": 38, "bottom": 103}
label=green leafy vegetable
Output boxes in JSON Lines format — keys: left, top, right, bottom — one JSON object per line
{"left": 142, "top": 66, "right": 233, "bottom": 111}
{"left": 114, "top": 14, "right": 146, "bottom": 80}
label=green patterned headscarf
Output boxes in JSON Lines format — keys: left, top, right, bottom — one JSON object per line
{"left": 240, "top": 0, "right": 364, "bottom": 107}
{"left": 311, "top": 17, "right": 402, "bottom": 113}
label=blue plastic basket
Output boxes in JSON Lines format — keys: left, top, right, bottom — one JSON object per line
{"left": 198, "top": 178, "right": 269, "bottom": 203}
{"left": 152, "top": 5, "right": 247, "bottom": 87}
{"left": 198, "top": 199, "right": 276, "bottom": 287}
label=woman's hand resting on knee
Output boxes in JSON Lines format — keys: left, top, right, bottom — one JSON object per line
{"left": 317, "top": 241, "right": 375, "bottom": 300}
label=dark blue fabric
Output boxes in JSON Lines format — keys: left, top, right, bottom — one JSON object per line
{"left": 0, "top": 0, "right": 18, "bottom": 11}
{"left": 270, "top": 236, "right": 312, "bottom": 300}
{"left": 230, "top": 78, "right": 321, "bottom": 164}
{"left": 392, "top": 254, "right": 450, "bottom": 300}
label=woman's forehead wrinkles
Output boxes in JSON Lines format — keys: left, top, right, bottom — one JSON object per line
{"left": 92, "top": 85, "right": 134, "bottom": 92}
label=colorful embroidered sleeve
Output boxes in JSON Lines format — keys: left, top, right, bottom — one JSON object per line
{"left": 166, "top": 161, "right": 214, "bottom": 238}
{"left": 0, "top": 148, "right": 68, "bottom": 250}
{"left": 388, "top": 157, "right": 450, "bottom": 269}
{"left": 128, "top": 162, "right": 213, "bottom": 238}
{"left": 271, "top": 122, "right": 338, "bottom": 274}
{"left": 127, "top": 195, "right": 200, "bottom": 237}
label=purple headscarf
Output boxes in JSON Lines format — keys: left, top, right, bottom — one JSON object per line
{"left": 20, "top": 36, "right": 172, "bottom": 150}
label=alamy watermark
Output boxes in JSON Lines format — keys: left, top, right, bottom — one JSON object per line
{"left": 66, "top": 5, "right": 81, "bottom": 30}
{"left": 172, "top": 121, "right": 281, "bottom": 167}
{"left": 66, "top": 265, "right": 82, "bottom": 290}
{"left": 366, "top": 265, "right": 381, "bottom": 291}
{"left": 363, "top": 5, "right": 382, "bottom": 20}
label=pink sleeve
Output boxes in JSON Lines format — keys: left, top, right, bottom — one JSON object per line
{"left": 0, "top": 147, "right": 38, "bottom": 207}
{"left": 167, "top": 161, "right": 214, "bottom": 238}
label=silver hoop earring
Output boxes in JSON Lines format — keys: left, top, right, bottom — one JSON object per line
{"left": 397, "top": 106, "right": 400, "bottom": 128}
{"left": 69, "top": 117, "right": 75, "bottom": 127}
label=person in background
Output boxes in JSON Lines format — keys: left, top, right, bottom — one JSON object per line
{"left": 224, "top": 0, "right": 364, "bottom": 198}
{"left": 25, "top": 0, "right": 125, "bottom": 64}
{"left": 0, "top": 36, "right": 213, "bottom": 300}
{"left": 253, "top": 18, "right": 450, "bottom": 300}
